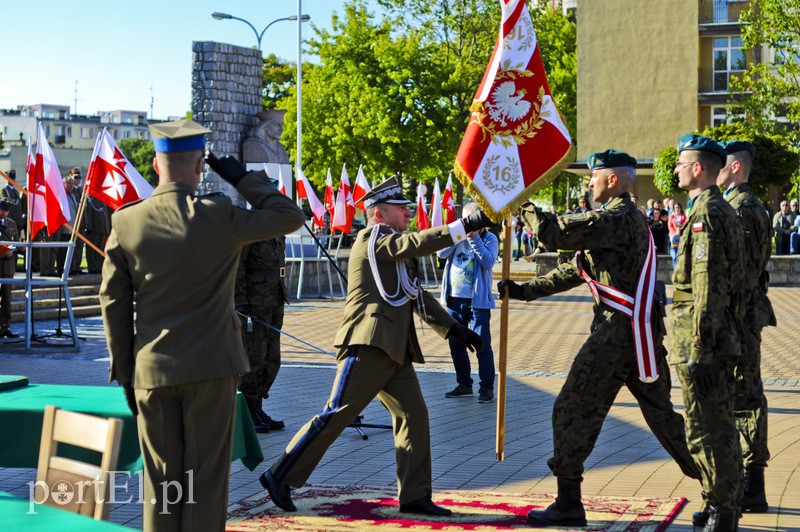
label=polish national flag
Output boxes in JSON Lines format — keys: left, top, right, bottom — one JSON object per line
{"left": 331, "top": 186, "right": 352, "bottom": 234}
{"left": 339, "top": 165, "right": 356, "bottom": 232}
{"left": 430, "top": 178, "right": 443, "bottom": 227}
{"left": 30, "top": 123, "right": 70, "bottom": 238}
{"left": 296, "top": 167, "right": 326, "bottom": 226}
{"left": 416, "top": 183, "right": 430, "bottom": 230}
{"left": 442, "top": 174, "right": 456, "bottom": 223}
{"left": 85, "top": 128, "right": 154, "bottom": 211}
{"left": 324, "top": 168, "right": 335, "bottom": 215}
{"left": 352, "top": 165, "right": 371, "bottom": 211}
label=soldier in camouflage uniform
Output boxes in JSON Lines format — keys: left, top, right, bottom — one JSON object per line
{"left": 499, "top": 150, "right": 700, "bottom": 528}
{"left": 670, "top": 134, "right": 746, "bottom": 532}
{"left": 235, "top": 238, "right": 289, "bottom": 433}
{"left": 700, "top": 140, "right": 774, "bottom": 522}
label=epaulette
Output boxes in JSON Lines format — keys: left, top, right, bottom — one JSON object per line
{"left": 115, "top": 198, "right": 144, "bottom": 211}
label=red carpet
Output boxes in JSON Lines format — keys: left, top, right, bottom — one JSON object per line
{"left": 226, "top": 485, "right": 686, "bottom": 531}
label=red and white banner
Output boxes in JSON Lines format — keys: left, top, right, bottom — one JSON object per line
{"left": 330, "top": 186, "right": 352, "bottom": 234}
{"left": 416, "top": 184, "right": 430, "bottom": 230}
{"left": 442, "top": 174, "right": 456, "bottom": 223}
{"left": 353, "top": 165, "right": 371, "bottom": 211}
{"left": 340, "top": 164, "right": 356, "bottom": 225}
{"left": 30, "top": 123, "right": 70, "bottom": 238}
{"left": 296, "top": 167, "right": 326, "bottom": 226}
{"left": 454, "top": 0, "right": 575, "bottom": 220}
{"left": 430, "top": 178, "right": 443, "bottom": 227}
{"left": 324, "top": 168, "right": 335, "bottom": 216}
{"left": 85, "top": 128, "right": 153, "bottom": 211}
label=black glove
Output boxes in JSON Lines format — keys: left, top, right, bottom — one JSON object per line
{"left": 235, "top": 304, "right": 252, "bottom": 316}
{"left": 205, "top": 151, "right": 248, "bottom": 187}
{"left": 461, "top": 210, "right": 499, "bottom": 234}
{"left": 497, "top": 279, "right": 523, "bottom": 300}
{"left": 447, "top": 323, "right": 483, "bottom": 353}
{"left": 122, "top": 384, "right": 138, "bottom": 417}
{"left": 687, "top": 360, "right": 720, "bottom": 396}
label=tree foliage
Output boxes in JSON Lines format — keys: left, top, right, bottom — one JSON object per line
{"left": 732, "top": 0, "right": 800, "bottom": 143}
{"left": 262, "top": 53, "right": 297, "bottom": 110}
{"left": 276, "top": 0, "right": 577, "bottom": 194}
{"left": 117, "top": 138, "right": 157, "bottom": 186}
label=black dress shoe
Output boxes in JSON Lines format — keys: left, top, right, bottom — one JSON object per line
{"left": 0, "top": 329, "right": 19, "bottom": 339}
{"left": 258, "top": 409, "right": 285, "bottom": 430}
{"left": 259, "top": 469, "right": 296, "bottom": 512}
{"left": 399, "top": 497, "right": 452, "bottom": 516}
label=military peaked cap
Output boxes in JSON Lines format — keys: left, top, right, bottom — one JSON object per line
{"left": 361, "top": 177, "right": 413, "bottom": 209}
{"left": 149, "top": 119, "right": 211, "bottom": 153}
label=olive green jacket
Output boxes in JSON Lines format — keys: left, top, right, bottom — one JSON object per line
{"left": 100, "top": 171, "right": 306, "bottom": 389}
{"left": 333, "top": 224, "right": 457, "bottom": 365}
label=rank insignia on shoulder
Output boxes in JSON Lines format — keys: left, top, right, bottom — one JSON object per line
{"left": 692, "top": 222, "right": 705, "bottom": 232}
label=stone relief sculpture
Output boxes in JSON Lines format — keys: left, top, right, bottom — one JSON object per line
{"left": 243, "top": 109, "right": 290, "bottom": 165}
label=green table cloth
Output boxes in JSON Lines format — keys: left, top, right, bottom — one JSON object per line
{"left": 0, "top": 384, "right": 263, "bottom": 472}
{"left": 0, "top": 491, "right": 133, "bottom": 530}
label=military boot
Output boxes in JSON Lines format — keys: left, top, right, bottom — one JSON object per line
{"left": 247, "top": 398, "right": 271, "bottom": 433}
{"left": 703, "top": 506, "right": 738, "bottom": 532}
{"left": 740, "top": 466, "right": 768, "bottom": 513}
{"left": 527, "top": 477, "right": 586, "bottom": 527}
{"left": 693, "top": 504, "right": 710, "bottom": 527}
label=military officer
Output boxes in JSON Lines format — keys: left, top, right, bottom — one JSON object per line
{"left": 670, "top": 134, "right": 745, "bottom": 532}
{"left": 99, "top": 119, "right": 305, "bottom": 531}
{"left": 1, "top": 171, "right": 27, "bottom": 271}
{"left": 498, "top": 149, "right": 700, "bottom": 527}
{"left": 690, "top": 140, "right": 775, "bottom": 526}
{"left": 0, "top": 200, "right": 18, "bottom": 338}
{"left": 83, "top": 196, "right": 111, "bottom": 274}
{"left": 259, "top": 177, "right": 493, "bottom": 517}
{"left": 235, "top": 237, "right": 289, "bottom": 433}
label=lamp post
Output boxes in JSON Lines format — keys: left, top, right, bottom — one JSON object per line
{"left": 211, "top": 11, "right": 310, "bottom": 51}
{"left": 296, "top": 0, "right": 304, "bottom": 175}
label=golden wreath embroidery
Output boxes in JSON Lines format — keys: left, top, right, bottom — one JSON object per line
{"left": 469, "top": 70, "right": 547, "bottom": 149}
{"left": 481, "top": 154, "right": 522, "bottom": 194}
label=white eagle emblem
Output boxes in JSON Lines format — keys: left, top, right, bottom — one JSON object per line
{"left": 486, "top": 80, "right": 531, "bottom": 126}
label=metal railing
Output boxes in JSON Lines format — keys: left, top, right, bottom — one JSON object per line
{"left": 699, "top": 0, "right": 748, "bottom": 24}
{"left": 698, "top": 67, "right": 746, "bottom": 92}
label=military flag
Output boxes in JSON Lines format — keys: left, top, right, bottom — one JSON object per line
{"left": 85, "top": 128, "right": 153, "bottom": 211}
{"left": 352, "top": 165, "right": 371, "bottom": 211}
{"left": 430, "top": 178, "right": 443, "bottom": 227}
{"left": 296, "top": 167, "right": 326, "bottom": 226}
{"left": 442, "top": 174, "right": 456, "bottom": 223}
{"left": 454, "top": 0, "right": 575, "bottom": 220}
{"left": 415, "top": 183, "right": 430, "bottom": 230}
{"left": 30, "top": 123, "right": 69, "bottom": 238}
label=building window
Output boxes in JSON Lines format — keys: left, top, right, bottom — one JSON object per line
{"left": 713, "top": 36, "right": 746, "bottom": 91}
{"left": 711, "top": 106, "right": 745, "bottom": 127}
{"left": 112, "top": 115, "right": 120, "bottom": 124}
{"left": 80, "top": 127, "right": 92, "bottom": 139}
{"left": 55, "top": 126, "right": 65, "bottom": 136}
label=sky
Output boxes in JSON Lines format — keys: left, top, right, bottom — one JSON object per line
{"left": 1, "top": 0, "right": 368, "bottom": 120}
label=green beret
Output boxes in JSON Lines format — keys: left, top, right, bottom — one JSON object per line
{"left": 724, "top": 140, "right": 755, "bottom": 158}
{"left": 677, "top": 134, "right": 726, "bottom": 163}
{"left": 587, "top": 149, "right": 637, "bottom": 170}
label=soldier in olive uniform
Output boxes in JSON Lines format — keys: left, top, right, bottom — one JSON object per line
{"left": 700, "top": 140, "right": 774, "bottom": 522}
{"left": 84, "top": 196, "right": 111, "bottom": 274}
{"left": 670, "top": 134, "right": 746, "bottom": 532}
{"left": 235, "top": 237, "right": 288, "bottom": 433}
{"left": 259, "top": 177, "right": 493, "bottom": 517}
{"left": 0, "top": 201, "right": 18, "bottom": 338}
{"left": 498, "top": 150, "right": 700, "bottom": 527}
{"left": 100, "top": 119, "right": 305, "bottom": 532}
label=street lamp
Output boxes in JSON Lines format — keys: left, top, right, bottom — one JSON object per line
{"left": 210, "top": 12, "right": 310, "bottom": 51}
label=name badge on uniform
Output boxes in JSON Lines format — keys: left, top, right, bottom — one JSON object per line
{"left": 692, "top": 222, "right": 704, "bottom": 232}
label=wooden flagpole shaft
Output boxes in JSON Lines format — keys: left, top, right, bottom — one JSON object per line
{"left": 0, "top": 169, "right": 105, "bottom": 258}
{"left": 496, "top": 214, "right": 513, "bottom": 461}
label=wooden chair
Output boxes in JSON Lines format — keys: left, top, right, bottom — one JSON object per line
{"left": 35, "top": 405, "right": 123, "bottom": 520}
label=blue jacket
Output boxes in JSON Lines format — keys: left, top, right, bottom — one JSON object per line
{"left": 438, "top": 230, "right": 498, "bottom": 309}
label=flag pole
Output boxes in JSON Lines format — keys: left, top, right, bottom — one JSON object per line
{"left": 496, "top": 214, "right": 512, "bottom": 461}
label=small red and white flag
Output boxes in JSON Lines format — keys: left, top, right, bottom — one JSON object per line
{"left": 430, "top": 178, "right": 443, "bottom": 227}
{"left": 454, "top": 0, "right": 575, "bottom": 220}
{"left": 340, "top": 164, "right": 356, "bottom": 222}
{"left": 442, "top": 174, "right": 456, "bottom": 223}
{"left": 353, "top": 165, "right": 371, "bottom": 211}
{"left": 331, "top": 186, "right": 352, "bottom": 234}
{"left": 30, "top": 123, "right": 70, "bottom": 238}
{"left": 324, "top": 168, "right": 335, "bottom": 216}
{"left": 85, "top": 128, "right": 154, "bottom": 211}
{"left": 296, "top": 167, "right": 326, "bottom": 226}
{"left": 416, "top": 183, "right": 430, "bottom": 230}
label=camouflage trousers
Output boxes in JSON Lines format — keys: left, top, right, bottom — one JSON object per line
{"left": 547, "top": 320, "right": 699, "bottom": 481}
{"left": 735, "top": 323, "right": 770, "bottom": 469}
{"left": 675, "top": 363, "right": 742, "bottom": 510}
{"left": 238, "top": 304, "right": 284, "bottom": 403}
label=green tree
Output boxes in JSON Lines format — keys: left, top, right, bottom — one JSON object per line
{"left": 732, "top": 0, "right": 800, "bottom": 143}
{"left": 117, "top": 138, "right": 157, "bottom": 186}
{"left": 262, "top": 53, "right": 297, "bottom": 110}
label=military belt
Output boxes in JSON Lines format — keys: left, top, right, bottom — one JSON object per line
{"left": 246, "top": 267, "right": 286, "bottom": 281}
{"left": 672, "top": 289, "right": 693, "bottom": 303}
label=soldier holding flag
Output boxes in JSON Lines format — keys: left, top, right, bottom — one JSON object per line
{"left": 498, "top": 150, "right": 700, "bottom": 526}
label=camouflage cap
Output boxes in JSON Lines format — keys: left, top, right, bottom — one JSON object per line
{"left": 677, "top": 134, "right": 726, "bottom": 163}
{"left": 149, "top": 119, "right": 211, "bottom": 153}
{"left": 587, "top": 149, "right": 637, "bottom": 170}
{"left": 724, "top": 139, "right": 755, "bottom": 158}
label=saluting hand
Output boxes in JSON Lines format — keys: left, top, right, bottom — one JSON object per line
{"left": 447, "top": 323, "right": 483, "bottom": 353}
{"left": 205, "top": 151, "right": 248, "bottom": 187}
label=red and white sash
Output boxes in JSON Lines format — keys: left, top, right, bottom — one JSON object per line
{"left": 575, "top": 228, "right": 659, "bottom": 382}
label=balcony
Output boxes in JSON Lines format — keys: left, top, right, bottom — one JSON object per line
{"left": 699, "top": 0, "right": 748, "bottom": 24}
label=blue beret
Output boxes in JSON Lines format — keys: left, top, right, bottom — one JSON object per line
{"left": 724, "top": 140, "right": 755, "bottom": 158}
{"left": 587, "top": 149, "right": 637, "bottom": 170}
{"left": 677, "top": 134, "right": 727, "bottom": 163}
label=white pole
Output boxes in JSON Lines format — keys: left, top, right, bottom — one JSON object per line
{"left": 296, "top": 0, "right": 303, "bottom": 176}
